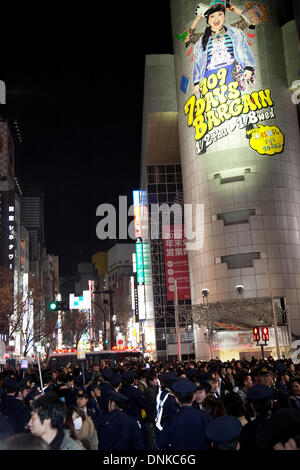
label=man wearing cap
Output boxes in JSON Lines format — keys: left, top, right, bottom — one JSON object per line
{"left": 76, "top": 388, "right": 100, "bottom": 447}
{"left": 239, "top": 384, "right": 273, "bottom": 450}
{"left": 64, "top": 374, "right": 78, "bottom": 407}
{"left": 258, "top": 365, "right": 283, "bottom": 413}
{"left": 193, "top": 380, "right": 212, "bottom": 412}
{"left": 156, "top": 379, "right": 212, "bottom": 450}
{"left": 98, "top": 368, "right": 113, "bottom": 413}
{"left": 155, "top": 372, "right": 179, "bottom": 433}
{"left": 206, "top": 415, "right": 243, "bottom": 450}
{"left": 120, "top": 370, "right": 146, "bottom": 425}
{"left": 88, "top": 381, "right": 102, "bottom": 414}
{"left": 98, "top": 390, "right": 144, "bottom": 450}
{"left": 76, "top": 388, "right": 100, "bottom": 421}
{"left": 0, "top": 378, "right": 31, "bottom": 434}
{"left": 109, "top": 373, "right": 123, "bottom": 393}
{"left": 15, "top": 380, "right": 32, "bottom": 404}
{"left": 143, "top": 370, "right": 159, "bottom": 449}
{"left": 275, "top": 362, "right": 291, "bottom": 405}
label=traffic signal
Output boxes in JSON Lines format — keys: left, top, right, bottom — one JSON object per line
{"left": 253, "top": 327, "right": 260, "bottom": 342}
{"left": 262, "top": 327, "right": 269, "bottom": 342}
{"left": 49, "top": 301, "right": 66, "bottom": 311}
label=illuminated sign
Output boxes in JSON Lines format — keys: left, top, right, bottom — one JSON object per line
{"left": 131, "top": 276, "right": 135, "bottom": 311}
{"left": 162, "top": 225, "right": 191, "bottom": 301}
{"left": 0, "top": 192, "right": 15, "bottom": 270}
{"left": 69, "top": 291, "right": 91, "bottom": 310}
{"left": 137, "top": 284, "right": 146, "bottom": 321}
{"left": 8, "top": 205, "right": 15, "bottom": 270}
{"left": 182, "top": 2, "right": 284, "bottom": 157}
{"left": 133, "top": 190, "right": 148, "bottom": 239}
{"left": 136, "top": 240, "right": 144, "bottom": 285}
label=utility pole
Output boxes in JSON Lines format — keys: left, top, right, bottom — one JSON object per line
{"left": 174, "top": 280, "right": 182, "bottom": 361}
{"left": 93, "top": 287, "right": 116, "bottom": 350}
{"left": 91, "top": 300, "right": 107, "bottom": 350}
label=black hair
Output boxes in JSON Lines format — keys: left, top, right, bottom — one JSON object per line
{"left": 247, "top": 397, "right": 272, "bottom": 415}
{"left": 31, "top": 392, "right": 66, "bottom": 430}
{"left": 42, "top": 373, "right": 52, "bottom": 385}
{"left": 174, "top": 392, "right": 195, "bottom": 405}
{"left": 203, "top": 396, "right": 226, "bottom": 418}
{"left": 236, "top": 372, "right": 251, "bottom": 389}
{"left": 0, "top": 433, "right": 51, "bottom": 450}
{"left": 147, "top": 370, "right": 158, "bottom": 383}
{"left": 65, "top": 405, "right": 85, "bottom": 442}
{"left": 138, "top": 370, "right": 148, "bottom": 380}
{"left": 223, "top": 392, "right": 247, "bottom": 418}
{"left": 214, "top": 437, "right": 239, "bottom": 451}
{"left": 202, "top": 5, "right": 226, "bottom": 51}
{"left": 291, "top": 376, "right": 300, "bottom": 386}
{"left": 122, "top": 377, "right": 134, "bottom": 386}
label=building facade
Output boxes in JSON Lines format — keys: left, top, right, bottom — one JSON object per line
{"left": 170, "top": 0, "right": 300, "bottom": 359}
{"left": 138, "top": 55, "right": 195, "bottom": 360}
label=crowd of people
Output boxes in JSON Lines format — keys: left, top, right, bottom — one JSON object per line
{"left": 0, "top": 355, "right": 300, "bottom": 451}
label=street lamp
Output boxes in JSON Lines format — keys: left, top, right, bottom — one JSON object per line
{"left": 201, "top": 288, "right": 209, "bottom": 305}
{"left": 236, "top": 285, "right": 244, "bottom": 296}
{"left": 91, "top": 300, "right": 108, "bottom": 350}
{"left": 93, "top": 287, "right": 116, "bottom": 349}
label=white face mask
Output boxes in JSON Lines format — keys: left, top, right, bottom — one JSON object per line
{"left": 73, "top": 416, "right": 83, "bottom": 431}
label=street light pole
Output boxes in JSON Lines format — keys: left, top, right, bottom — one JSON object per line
{"left": 91, "top": 300, "right": 107, "bottom": 350}
{"left": 93, "top": 288, "right": 116, "bottom": 350}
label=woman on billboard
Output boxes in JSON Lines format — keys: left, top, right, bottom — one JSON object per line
{"left": 186, "top": 1, "right": 262, "bottom": 95}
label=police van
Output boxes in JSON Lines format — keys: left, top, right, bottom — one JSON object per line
{"left": 47, "top": 348, "right": 144, "bottom": 371}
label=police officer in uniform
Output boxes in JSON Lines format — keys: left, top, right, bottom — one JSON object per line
{"left": 76, "top": 388, "right": 101, "bottom": 447}
{"left": 239, "top": 384, "right": 273, "bottom": 450}
{"left": 206, "top": 415, "right": 243, "bottom": 450}
{"left": 258, "top": 365, "right": 282, "bottom": 413}
{"left": 193, "top": 379, "right": 212, "bottom": 413}
{"left": 0, "top": 387, "right": 14, "bottom": 440}
{"left": 274, "top": 362, "right": 290, "bottom": 408}
{"left": 120, "top": 370, "right": 146, "bottom": 425}
{"left": 76, "top": 388, "right": 101, "bottom": 421}
{"left": 98, "top": 368, "right": 113, "bottom": 414}
{"left": 0, "top": 378, "right": 31, "bottom": 434}
{"left": 98, "top": 390, "right": 144, "bottom": 450}
{"left": 109, "top": 373, "right": 123, "bottom": 393}
{"left": 63, "top": 374, "right": 78, "bottom": 407}
{"left": 156, "top": 379, "right": 212, "bottom": 450}
{"left": 155, "top": 372, "right": 179, "bottom": 433}
{"left": 87, "top": 381, "right": 102, "bottom": 414}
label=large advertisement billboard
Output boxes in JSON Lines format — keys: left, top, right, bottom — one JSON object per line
{"left": 162, "top": 225, "right": 191, "bottom": 301}
{"left": 178, "top": 1, "right": 285, "bottom": 157}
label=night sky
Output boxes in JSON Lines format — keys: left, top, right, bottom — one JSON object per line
{"left": 1, "top": 1, "right": 296, "bottom": 277}
{"left": 1, "top": 3, "right": 174, "bottom": 276}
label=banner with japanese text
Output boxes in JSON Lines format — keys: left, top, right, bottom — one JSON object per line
{"left": 162, "top": 225, "right": 191, "bottom": 301}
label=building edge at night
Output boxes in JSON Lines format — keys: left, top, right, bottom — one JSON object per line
{"left": 169, "top": 0, "right": 300, "bottom": 360}
{"left": 137, "top": 55, "right": 195, "bottom": 361}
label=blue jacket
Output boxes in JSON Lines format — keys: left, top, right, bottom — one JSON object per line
{"left": 193, "top": 25, "right": 256, "bottom": 85}
{"left": 99, "top": 409, "right": 144, "bottom": 450}
{"left": 156, "top": 406, "right": 212, "bottom": 450}
{"left": 0, "top": 395, "right": 31, "bottom": 434}
{"left": 0, "top": 412, "right": 14, "bottom": 440}
{"left": 120, "top": 385, "right": 146, "bottom": 420}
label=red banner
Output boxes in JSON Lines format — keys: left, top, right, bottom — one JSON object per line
{"left": 162, "top": 225, "right": 191, "bottom": 301}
